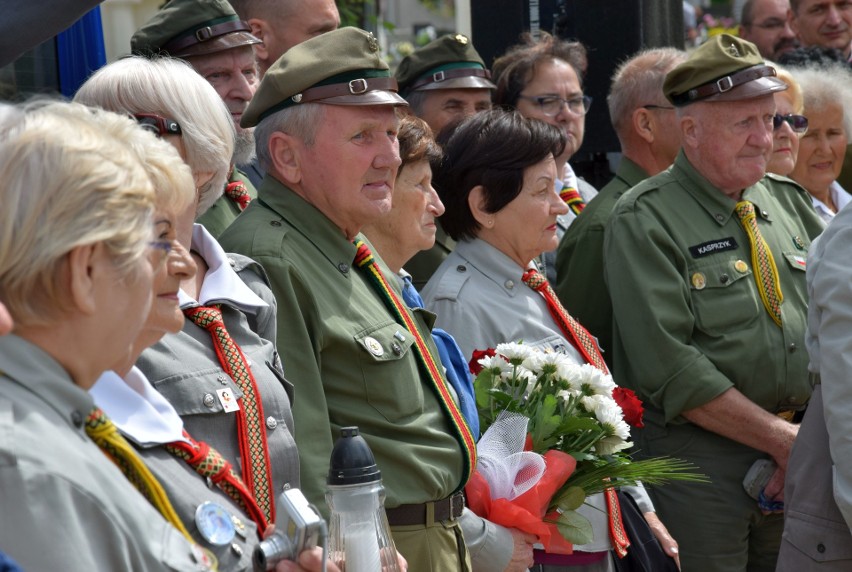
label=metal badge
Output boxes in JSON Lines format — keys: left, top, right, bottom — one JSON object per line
{"left": 195, "top": 501, "right": 236, "bottom": 546}
{"left": 364, "top": 336, "right": 384, "bottom": 357}
{"left": 367, "top": 32, "right": 379, "bottom": 52}
{"left": 454, "top": 34, "right": 469, "bottom": 45}
{"left": 691, "top": 272, "right": 706, "bottom": 290}
{"left": 793, "top": 235, "right": 805, "bottom": 250}
{"left": 734, "top": 260, "right": 748, "bottom": 273}
{"left": 216, "top": 388, "right": 240, "bottom": 413}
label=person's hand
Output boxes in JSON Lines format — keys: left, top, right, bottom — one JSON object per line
{"left": 274, "top": 547, "right": 341, "bottom": 572}
{"left": 770, "top": 422, "right": 799, "bottom": 472}
{"left": 502, "top": 528, "right": 536, "bottom": 572}
{"left": 642, "top": 511, "right": 680, "bottom": 570}
{"left": 0, "top": 301, "right": 12, "bottom": 335}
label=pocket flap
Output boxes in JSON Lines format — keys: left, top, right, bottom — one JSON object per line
{"left": 355, "top": 321, "right": 415, "bottom": 362}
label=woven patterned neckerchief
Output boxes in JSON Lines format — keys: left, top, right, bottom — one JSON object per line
{"left": 224, "top": 180, "right": 252, "bottom": 212}
{"left": 520, "top": 268, "right": 630, "bottom": 557}
{"left": 559, "top": 184, "right": 586, "bottom": 216}
{"left": 353, "top": 239, "right": 477, "bottom": 488}
{"left": 85, "top": 407, "right": 193, "bottom": 541}
{"left": 184, "top": 305, "right": 275, "bottom": 524}
{"left": 735, "top": 201, "right": 783, "bottom": 327}
{"left": 166, "top": 429, "right": 269, "bottom": 535}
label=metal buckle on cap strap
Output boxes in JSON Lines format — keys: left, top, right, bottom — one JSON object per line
{"left": 349, "top": 78, "right": 368, "bottom": 94}
{"left": 716, "top": 75, "right": 734, "bottom": 92}
{"left": 195, "top": 26, "right": 213, "bottom": 42}
{"left": 432, "top": 70, "right": 446, "bottom": 83}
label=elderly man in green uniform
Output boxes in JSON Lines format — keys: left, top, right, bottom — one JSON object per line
{"left": 218, "top": 28, "right": 476, "bottom": 571}
{"left": 604, "top": 35, "right": 824, "bottom": 571}
{"left": 555, "top": 47, "right": 686, "bottom": 367}
{"left": 132, "top": 0, "right": 261, "bottom": 238}
{"left": 395, "top": 34, "right": 495, "bottom": 288}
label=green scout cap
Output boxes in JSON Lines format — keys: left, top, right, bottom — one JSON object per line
{"left": 395, "top": 34, "right": 496, "bottom": 97}
{"left": 241, "top": 27, "right": 406, "bottom": 128}
{"left": 131, "top": 0, "right": 260, "bottom": 59}
{"left": 664, "top": 34, "right": 786, "bottom": 107}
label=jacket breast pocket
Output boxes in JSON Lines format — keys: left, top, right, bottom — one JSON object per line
{"left": 152, "top": 367, "right": 244, "bottom": 417}
{"left": 782, "top": 251, "right": 808, "bottom": 274}
{"left": 355, "top": 321, "right": 423, "bottom": 423}
{"left": 689, "top": 258, "right": 762, "bottom": 336}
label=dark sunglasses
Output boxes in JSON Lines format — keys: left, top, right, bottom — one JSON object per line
{"left": 773, "top": 114, "right": 808, "bottom": 134}
{"left": 133, "top": 113, "right": 182, "bottom": 137}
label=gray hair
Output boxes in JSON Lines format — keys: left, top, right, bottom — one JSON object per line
{"left": 0, "top": 101, "right": 156, "bottom": 326}
{"left": 403, "top": 90, "right": 428, "bottom": 118}
{"left": 255, "top": 103, "right": 325, "bottom": 173}
{"left": 789, "top": 64, "right": 852, "bottom": 136}
{"left": 74, "top": 56, "right": 234, "bottom": 217}
{"left": 607, "top": 48, "right": 688, "bottom": 142}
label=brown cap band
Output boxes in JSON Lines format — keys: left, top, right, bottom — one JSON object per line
{"left": 162, "top": 19, "right": 253, "bottom": 55}
{"left": 670, "top": 64, "right": 777, "bottom": 106}
{"left": 293, "top": 76, "right": 400, "bottom": 104}
{"left": 407, "top": 67, "right": 493, "bottom": 92}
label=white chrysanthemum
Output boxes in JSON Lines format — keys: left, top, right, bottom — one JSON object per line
{"left": 595, "top": 400, "right": 631, "bottom": 441}
{"left": 556, "top": 388, "right": 581, "bottom": 403}
{"left": 579, "top": 394, "right": 611, "bottom": 416}
{"left": 512, "top": 366, "right": 537, "bottom": 393}
{"left": 578, "top": 364, "right": 617, "bottom": 396}
{"left": 496, "top": 342, "right": 533, "bottom": 364}
{"left": 478, "top": 355, "right": 511, "bottom": 375}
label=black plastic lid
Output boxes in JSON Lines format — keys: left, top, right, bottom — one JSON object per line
{"left": 327, "top": 426, "right": 382, "bottom": 485}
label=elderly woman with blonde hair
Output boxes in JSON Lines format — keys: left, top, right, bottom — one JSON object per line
{"left": 0, "top": 101, "right": 211, "bottom": 571}
{"left": 75, "top": 56, "right": 301, "bottom": 539}
{"left": 766, "top": 65, "right": 809, "bottom": 177}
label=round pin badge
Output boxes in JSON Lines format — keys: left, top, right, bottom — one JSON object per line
{"left": 691, "top": 272, "right": 706, "bottom": 290}
{"left": 734, "top": 260, "right": 748, "bottom": 273}
{"left": 364, "top": 336, "right": 384, "bottom": 357}
{"left": 195, "top": 501, "right": 236, "bottom": 546}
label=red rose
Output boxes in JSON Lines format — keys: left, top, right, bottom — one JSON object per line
{"left": 612, "top": 387, "right": 645, "bottom": 428}
{"left": 469, "top": 348, "right": 497, "bottom": 375}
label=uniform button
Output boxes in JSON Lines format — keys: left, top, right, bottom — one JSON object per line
{"left": 817, "top": 543, "right": 826, "bottom": 553}
{"left": 456, "top": 265, "right": 467, "bottom": 272}
{"left": 217, "top": 374, "right": 228, "bottom": 384}
{"left": 231, "top": 543, "right": 243, "bottom": 557}
{"left": 788, "top": 342, "right": 797, "bottom": 353}
{"left": 504, "top": 280, "right": 515, "bottom": 289}
{"left": 719, "top": 273, "right": 729, "bottom": 284}
{"left": 788, "top": 395, "right": 799, "bottom": 404}
{"left": 203, "top": 393, "right": 216, "bottom": 408}
{"left": 266, "top": 416, "right": 278, "bottom": 430}
{"left": 762, "top": 210, "right": 769, "bottom": 217}
{"left": 715, "top": 213, "right": 725, "bottom": 222}
{"left": 227, "top": 257, "right": 236, "bottom": 267}
{"left": 71, "top": 411, "right": 83, "bottom": 428}
{"left": 338, "top": 262, "right": 349, "bottom": 273}
{"left": 270, "top": 220, "right": 282, "bottom": 227}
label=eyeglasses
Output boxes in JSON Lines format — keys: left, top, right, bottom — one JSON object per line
{"left": 773, "top": 113, "right": 808, "bottom": 134}
{"left": 519, "top": 94, "right": 593, "bottom": 117}
{"left": 133, "top": 113, "right": 182, "bottom": 137}
{"left": 642, "top": 104, "right": 675, "bottom": 111}
{"left": 148, "top": 240, "right": 173, "bottom": 266}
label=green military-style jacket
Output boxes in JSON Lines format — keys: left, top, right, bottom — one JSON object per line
{"left": 604, "top": 151, "right": 824, "bottom": 426}
{"left": 218, "top": 176, "right": 464, "bottom": 515}
{"left": 555, "top": 156, "right": 649, "bottom": 367}
{"left": 196, "top": 168, "right": 258, "bottom": 240}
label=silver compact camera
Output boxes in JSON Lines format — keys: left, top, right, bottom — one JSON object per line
{"left": 253, "top": 487, "right": 324, "bottom": 571}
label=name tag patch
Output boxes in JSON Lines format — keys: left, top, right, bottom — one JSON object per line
{"left": 689, "top": 237, "right": 738, "bottom": 258}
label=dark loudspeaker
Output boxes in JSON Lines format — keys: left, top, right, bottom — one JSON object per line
{"left": 470, "top": 0, "right": 684, "bottom": 187}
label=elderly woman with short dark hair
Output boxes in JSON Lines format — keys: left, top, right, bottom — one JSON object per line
{"left": 423, "top": 109, "right": 677, "bottom": 572}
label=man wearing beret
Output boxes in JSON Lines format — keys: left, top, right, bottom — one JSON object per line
{"left": 604, "top": 35, "right": 823, "bottom": 571}
{"left": 219, "top": 27, "right": 476, "bottom": 571}
{"left": 132, "top": 0, "right": 262, "bottom": 239}
{"left": 396, "top": 33, "right": 495, "bottom": 289}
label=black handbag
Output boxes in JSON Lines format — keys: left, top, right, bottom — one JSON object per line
{"left": 613, "top": 490, "right": 680, "bottom": 572}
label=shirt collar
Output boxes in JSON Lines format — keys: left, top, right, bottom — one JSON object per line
{"left": 615, "top": 156, "right": 650, "bottom": 189}
{"left": 89, "top": 367, "right": 188, "bottom": 447}
{"left": 455, "top": 238, "right": 529, "bottom": 297}
{"left": 179, "top": 223, "right": 268, "bottom": 311}
{"left": 673, "top": 151, "right": 774, "bottom": 226}
{"left": 0, "top": 334, "right": 94, "bottom": 432}
{"left": 258, "top": 176, "right": 359, "bottom": 274}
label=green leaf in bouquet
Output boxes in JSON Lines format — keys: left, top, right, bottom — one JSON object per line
{"left": 529, "top": 394, "right": 560, "bottom": 448}
{"left": 554, "top": 509, "right": 594, "bottom": 545}
{"left": 552, "top": 485, "right": 586, "bottom": 511}
{"left": 556, "top": 416, "right": 602, "bottom": 433}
